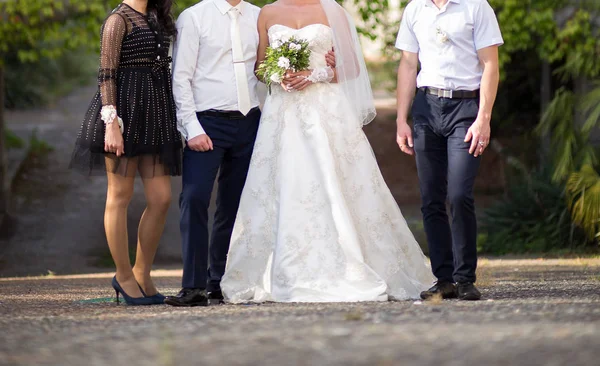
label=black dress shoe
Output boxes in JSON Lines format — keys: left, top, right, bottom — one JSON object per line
{"left": 457, "top": 282, "right": 481, "bottom": 301}
{"left": 420, "top": 281, "right": 457, "bottom": 300}
{"left": 208, "top": 289, "right": 224, "bottom": 305}
{"left": 164, "top": 288, "right": 209, "bottom": 307}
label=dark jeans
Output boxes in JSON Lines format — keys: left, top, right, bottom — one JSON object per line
{"left": 179, "top": 108, "right": 260, "bottom": 291}
{"left": 411, "top": 90, "right": 481, "bottom": 284}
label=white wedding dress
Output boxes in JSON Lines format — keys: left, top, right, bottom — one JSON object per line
{"left": 221, "top": 24, "right": 434, "bottom": 303}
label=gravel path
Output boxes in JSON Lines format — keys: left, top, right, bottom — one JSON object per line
{"left": 1, "top": 259, "right": 599, "bottom": 366}
{"left": 2, "top": 88, "right": 598, "bottom": 366}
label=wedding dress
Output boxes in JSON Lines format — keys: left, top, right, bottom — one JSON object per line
{"left": 221, "top": 24, "right": 435, "bottom": 303}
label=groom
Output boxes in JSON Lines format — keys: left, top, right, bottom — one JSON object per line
{"left": 395, "top": 0, "right": 503, "bottom": 300}
{"left": 166, "top": 0, "right": 263, "bottom": 307}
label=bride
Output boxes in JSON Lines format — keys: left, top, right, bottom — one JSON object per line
{"left": 221, "top": 0, "right": 434, "bottom": 303}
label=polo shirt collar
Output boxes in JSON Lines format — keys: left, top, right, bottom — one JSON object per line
{"left": 424, "top": 0, "right": 460, "bottom": 7}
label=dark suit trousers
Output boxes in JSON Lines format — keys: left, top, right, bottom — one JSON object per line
{"left": 180, "top": 108, "right": 260, "bottom": 291}
{"left": 411, "top": 90, "right": 481, "bottom": 284}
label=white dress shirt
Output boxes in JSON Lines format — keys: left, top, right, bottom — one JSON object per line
{"left": 395, "top": 0, "right": 503, "bottom": 91}
{"left": 173, "top": 0, "right": 261, "bottom": 140}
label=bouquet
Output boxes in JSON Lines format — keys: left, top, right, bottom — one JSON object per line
{"left": 257, "top": 37, "right": 311, "bottom": 93}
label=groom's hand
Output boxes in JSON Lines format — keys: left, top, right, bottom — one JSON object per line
{"left": 188, "top": 134, "right": 214, "bottom": 152}
{"left": 325, "top": 48, "right": 336, "bottom": 69}
{"left": 396, "top": 120, "right": 414, "bottom": 156}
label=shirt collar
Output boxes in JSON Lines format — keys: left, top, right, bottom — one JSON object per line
{"left": 214, "top": 0, "right": 245, "bottom": 15}
{"left": 423, "top": 0, "right": 460, "bottom": 7}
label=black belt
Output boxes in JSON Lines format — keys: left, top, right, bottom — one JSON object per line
{"left": 419, "top": 87, "right": 479, "bottom": 99}
{"left": 197, "top": 107, "right": 259, "bottom": 119}
{"left": 119, "top": 56, "right": 173, "bottom": 73}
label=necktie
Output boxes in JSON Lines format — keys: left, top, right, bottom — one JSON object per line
{"left": 228, "top": 8, "right": 252, "bottom": 115}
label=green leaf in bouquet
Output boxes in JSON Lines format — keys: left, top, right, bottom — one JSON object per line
{"left": 257, "top": 36, "right": 312, "bottom": 94}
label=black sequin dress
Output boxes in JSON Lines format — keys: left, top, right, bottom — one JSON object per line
{"left": 70, "top": 3, "right": 182, "bottom": 177}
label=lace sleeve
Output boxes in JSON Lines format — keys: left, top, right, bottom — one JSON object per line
{"left": 98, "top": 13, "right": 127, "bottom": 107}
{"left": 307, "top": 67, "right": 335, "bottom": 84}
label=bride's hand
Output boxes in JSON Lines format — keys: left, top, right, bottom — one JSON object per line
{"left": 280, "top": 70, "right": 294, "bottom": 92}
{"left": 283, "top": 70, "right": 313, "bottom": 92}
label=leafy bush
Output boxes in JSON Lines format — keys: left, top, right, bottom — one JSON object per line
{"left": 566, "top": 165, "right": 600, "bottom": 241}
{"left": 480, "top": 169, "right": 591, "bottom": 255}
{"left": 4, "top": 129, "right": 24, "bottom": 149}
{"left": 4, "top": 49, "right": 97, "bottom": 109}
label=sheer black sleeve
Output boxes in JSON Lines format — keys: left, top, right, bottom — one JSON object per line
{"left": 98, "top": 13, "right": 127, "bottom": 107}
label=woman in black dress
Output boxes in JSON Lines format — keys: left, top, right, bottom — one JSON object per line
{"left": 71, "top": 0, "right": 181, "bottom": 305}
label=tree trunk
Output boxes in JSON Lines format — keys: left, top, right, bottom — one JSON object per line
{"left": 0, "top": 65, "right": 7, "bottom": 224}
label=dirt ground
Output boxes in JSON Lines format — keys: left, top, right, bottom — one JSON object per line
{"left": 0, "top": 258, "right": 599, "bottom": 366}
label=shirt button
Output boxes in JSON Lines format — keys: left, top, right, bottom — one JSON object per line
{"left": 157, "top": 56, "right": 161, "bottom": 60}
{"left": 158, "top": 44, "right": 161, "bottom": 48}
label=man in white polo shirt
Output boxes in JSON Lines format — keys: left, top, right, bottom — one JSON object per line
{"left": 395, "top": 0, "right": 503, "bottom": 301}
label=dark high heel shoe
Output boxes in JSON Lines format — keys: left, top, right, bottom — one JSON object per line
{"left": 148, "top": 292, "right": 166, "bottom": 304}
{"left": 112, "top": 276, "right": 155, "bottom": 306}
{"left": 136, "top": 283, "right": 167, "bottom": 305}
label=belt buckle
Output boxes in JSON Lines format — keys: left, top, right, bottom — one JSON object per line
{"left": 438, "top": 89, "right": 453, "bottom": 98}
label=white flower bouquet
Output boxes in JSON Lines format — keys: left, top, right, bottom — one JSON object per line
{"left": 257, "top": 36, "right": 311, "bottom": 93}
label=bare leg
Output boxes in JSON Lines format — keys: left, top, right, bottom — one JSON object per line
{"left": 105, "top": 164, "right": 144, "bottom": 298}
{"left": 133, "top": 173, "right": 172, "bottom": 296}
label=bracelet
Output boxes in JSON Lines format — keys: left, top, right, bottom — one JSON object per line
{"left": 100, "top": 105, "right": 124, "bottom": 133}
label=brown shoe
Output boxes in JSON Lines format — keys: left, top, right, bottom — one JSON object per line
{"left": 420, "top": 281, "right": 457, "bottom": 300}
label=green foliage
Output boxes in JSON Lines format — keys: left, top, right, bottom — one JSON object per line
{"left": 2, "top": 0, "right": 594, "bottom": 80}
{"left": 480, "top": 169, "right": 590, "bottom": 255}
{"left": 349, "top": 0, "right": 390, "bottom": 40}
{"left": 0, "top": 0, "right": 390, "bottom": 109}
{"left": 536, "top": 83, "right": 600, "bottom": 244}
{"left": 4, "top": 49, "right": 97, "bottom": 109}
{"left": 540, "top": 89, "right": 577, "bottom": 181}
{"left": 0, "top": 0, "right": 207, "bottom": 65}
{"left": 488, "top": 0, "right": 563, "bottom": 75}
{"left": 537, "top": 88, "right": 597, "bottom": 182}
{"left": 488, "top": 0, "right": 600, "bottom": 80}
{"left": 581, "top": 83, "right": 600, "bottom": 135}
{"left": 551, "top": 10, "right": 600, "bottom": 80}
{"left": 257, "top": 37, "right": 311, "bottom": 92}
{"left": 0, "top": 0, "right": 386, "bottom": 66}
{"left": 0, "top": 0, "right": 107, "bottom": 65}
{"left": 4, "top": 129, "right": 25, "bottom": 150}
{"left": 567, "top": 165, "right": 600, "bottom": 240}
{"left": 489, "top": 0, "right": 600, "bottom": 251}
{"left": 513, "top": 0, "right": 600, "bottom": 248}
